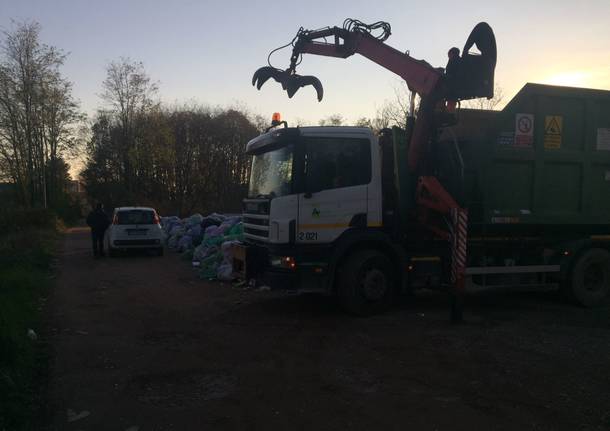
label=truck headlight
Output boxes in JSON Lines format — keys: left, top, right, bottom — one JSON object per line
{"left": 270, "top": 255, "right": 296, "bottom": 270}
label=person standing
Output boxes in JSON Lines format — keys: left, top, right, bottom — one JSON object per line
{"left": 86, "top": 203, "right": 111, "bottom": 257}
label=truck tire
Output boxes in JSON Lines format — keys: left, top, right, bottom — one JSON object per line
{"left": 156, "top": 247, "right": 164, "bottom": 257}
{"left": 338, "top": 249, "right": 395, "bottom": 316}
{"left": 566, "top": 248, "right": 610, "bottom": 307}
{"left": 108, "top": 247, "right": 117, "bottom": 258}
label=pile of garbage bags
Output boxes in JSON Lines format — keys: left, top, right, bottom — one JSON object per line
{"left": 160, "top": 213, "right": 244, "bottom": 281}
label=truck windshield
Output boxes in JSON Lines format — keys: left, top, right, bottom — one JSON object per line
{"left": 248, "top": 144, "right": 293, "bottom": 198}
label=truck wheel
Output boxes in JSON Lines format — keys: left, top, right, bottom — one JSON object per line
{"left": 156, "top": 247, "right": 164, "bottom": 257}
{"left": 338, "top": 249, "right": 395, "bottom": 316}
{"left": 566, "top": 248, "right": 610, "bottom": 307}
{"left": 108, "top": 247, "right": 117, "bottom": 258}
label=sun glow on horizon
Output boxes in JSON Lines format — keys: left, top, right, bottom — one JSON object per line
{"left": 543, "top": 71, "right": 592, "bottom": 88}
{"left": 540, "top": 68, "right": 610, "bottom": 90}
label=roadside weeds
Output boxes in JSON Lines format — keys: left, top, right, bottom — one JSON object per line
{"left": 0, "top": 226, "right": 58, "bottom": 430}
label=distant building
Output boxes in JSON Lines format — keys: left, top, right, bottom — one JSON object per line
{"left": 67, "top": 180, "right": 88, "bottom": 213}
{"left": 67, "top": 180, "right": 85, "bottom": 195}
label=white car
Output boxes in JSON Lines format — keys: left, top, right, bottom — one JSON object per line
{"left": 105, "top": 207, "right": 164, "bottom": 256}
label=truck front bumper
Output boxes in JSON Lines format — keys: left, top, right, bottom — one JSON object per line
{"left": 244, "top": 243, "right": 330, "bottom": 293}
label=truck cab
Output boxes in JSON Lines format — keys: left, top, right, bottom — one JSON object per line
{"left": 244, "top": 125, "right": 382, "bottom": 243}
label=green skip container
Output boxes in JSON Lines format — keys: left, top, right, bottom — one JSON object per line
{"left": 447, "top": 83, "right": 610, "bottom": 235}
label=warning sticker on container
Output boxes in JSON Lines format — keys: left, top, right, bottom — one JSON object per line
{"left": 544, "top": 116, "right": 563, "bottom": 149}
{"left": 597, "top": 128, "right": 610, "bottom": 151}
{"left": 515, "top": 113, "right": 534, "bottom": 147}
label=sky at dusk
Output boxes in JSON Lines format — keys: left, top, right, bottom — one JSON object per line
{"left": 1, "top": 0, "right": 609, "bottom": 125}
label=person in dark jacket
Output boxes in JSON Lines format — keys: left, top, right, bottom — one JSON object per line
{"left": 86, "top": 203, "right": 111, "bottom": 257}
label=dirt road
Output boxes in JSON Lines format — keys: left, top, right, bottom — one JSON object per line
{"left": 46, "top": 228, "right": 610, "bottom": 430}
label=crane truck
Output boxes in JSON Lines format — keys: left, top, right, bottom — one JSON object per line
{"left": 239, "top": 19, "right": 610, "bottom": 318}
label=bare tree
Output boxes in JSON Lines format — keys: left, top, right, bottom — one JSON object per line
{"left": 353, "top": 81, "right": 415, "bottom": 132}
{"left": 383, "top": 81, "right": 413, "bottom": 127}
{"left": 0, "top": 20, "right": 82, "bottom": 208}
{"left": 462, "top": 83, "right": 504, "bottom": 110}
{"left": 318, "top": 114, "right": 344, "bottom": 126}
{"left": 100, "top": 58, "right": 158, "bottom": 122}
{"left": 100, "top": 58, "right": 158, "bottom": 191}
{"left": 356, "top": 82, "right": 504, "bottom": 134}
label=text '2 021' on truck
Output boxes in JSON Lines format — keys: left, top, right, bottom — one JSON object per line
{"left": 239, "top": 19, "right": 610, "bottom": 318}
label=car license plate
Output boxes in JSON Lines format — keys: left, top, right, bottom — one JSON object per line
{"left": 127, "top": 229, "right": 147, "bottom": 236}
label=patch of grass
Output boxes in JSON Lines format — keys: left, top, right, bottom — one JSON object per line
{"left": 0, "top": 225, "right": 58, "bottom": 430}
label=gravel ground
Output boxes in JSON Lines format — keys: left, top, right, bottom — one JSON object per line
{"left": 44, "top": 227, "right": 610, "bottom": 430}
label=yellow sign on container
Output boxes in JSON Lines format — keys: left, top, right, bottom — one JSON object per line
{"left": 544, "top": 116, "right": 563, "bottom": 149}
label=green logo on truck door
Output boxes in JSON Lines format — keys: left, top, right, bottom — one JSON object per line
{"left": 312, "top": 208, "right": 320, "bottom": 218}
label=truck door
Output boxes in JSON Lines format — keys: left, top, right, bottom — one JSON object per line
{"left": 297, "top": 136, "right": 372, "bottom": 244}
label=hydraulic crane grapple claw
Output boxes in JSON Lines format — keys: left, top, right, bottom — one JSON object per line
{"left": 252, "top": 66, "right": 324, "bottom": 101}
{"left": 251, "top": 66, "right": 283, "bottom": 90}
{"left": 284, "top": 74, "right": 324, "bottom": 101}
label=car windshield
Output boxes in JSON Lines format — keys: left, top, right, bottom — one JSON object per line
{"left": 116, "top": 209, "right": 155, "bottom": 225}
{"left": 248, "top": 144, "right": 293, "bottom": 198}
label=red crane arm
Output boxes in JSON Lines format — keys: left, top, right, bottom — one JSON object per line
{"left": 293, "top": 27, "right": 442, "bottom": 97}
